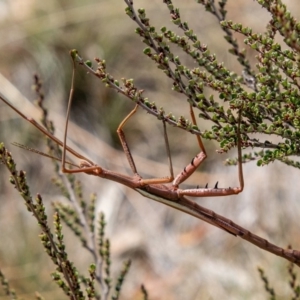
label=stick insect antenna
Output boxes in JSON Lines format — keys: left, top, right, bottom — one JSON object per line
{"left": 0, "top": 93, "right": 84, "bottom": 161}
{"left": 11, "top": 142, "right": 79, "bottom": 168}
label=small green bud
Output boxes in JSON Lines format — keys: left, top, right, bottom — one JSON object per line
{"left": 70, "top": 49, "right": 78, "bottom": 59}
{"left": 85, "top": 60, "right": 92, "bottom": 68}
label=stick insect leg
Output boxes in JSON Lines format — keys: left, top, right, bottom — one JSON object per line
{"left": 60, "top": 52, "right": 102, "bottom": 175}
{"left": 2, "top": 52, "right": 104, "bottom": 176}
{"left": 177, "top": 109, "right": 244, "bottom": 197}
{"left": 172, "top": 105, "right": 207, "bottom": 188}
{"left": 117, "top": 104, "right": 174, "bottom": 184}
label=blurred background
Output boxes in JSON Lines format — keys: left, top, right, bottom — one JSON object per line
{"left": 0, "top": 0, "right": 300, "bottom": 299}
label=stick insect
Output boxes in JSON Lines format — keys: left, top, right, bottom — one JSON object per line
{"left": 1, "top": 53, "right": 300, "bottom": 267}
